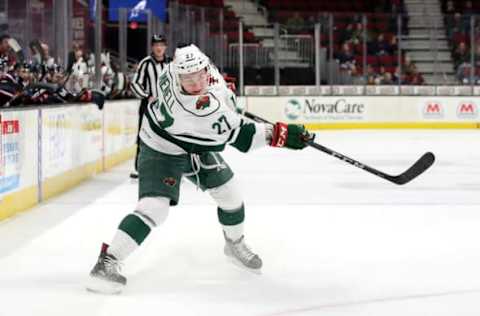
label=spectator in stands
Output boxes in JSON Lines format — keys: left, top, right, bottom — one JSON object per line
{"left": 404, "top": 55, "right": 415, "bottom": 74}
{"left": 341, "top": 24, "right": 354, "bottom": 44}
{"left": 456, "top": 62, "right": 473, "bottom": 84}
{"left": 350, "top": 64, "right": 366, "bottom": 84}
{"left": 382, "top": 72, "right": 394, "bottom": 85}
{"left": 335, "top": 43, "right": 356, "bottom": 72}
{"left": 14, "top": 62, "right": 33, "bottom": 87}
{"left": 0, "top": 34, "right": 15, "bottom": 68}
{"left": 405, "top": 64, "right": 424, "bottom": 85}
{"left": 29, "top": 40, "right": 43, "bottom": 66}
{"left": 455, "top": 42, "right": 480, "bottom": 84}
{"left": 44, "top": 64, "right": 64, "bottom": 85}
{"left": 350, "top": 23, "right": 364, "bottom": 45}
{"left": 286, "top": 12, "right": 305, "bottom": 33}
{"left": 375, "top": 66, "right": 395, "bottom": 85}
{"left": 453, "top": 42, "right": 471, "bottom": 69}
{"left": 366, "top": 64, "right": 378, "bottom": 85}
{"left": 67, "top": 43, "right": 80, "bottom": 73}
{"left": 387, "top": 36, "right": 399, "bottom": 55}
{"left": 369, "top": 33, "right": 389, "bottom": 56}
{"left": 350, "top": 23, "right": 363, "bottom": 46}
{"left": 378, "top": 66, "right": 388, "bottom": 83}
{"left": 392, "top": 66, "right": 402, "bottom": 84}
{"left": 0, "top": 34, "right": 10, "bottom": 57}
{"left": 70, "top": 48, "right": 88, "bottom": 93}
{"left": 40, "top": 43, "right": 55, "bottom": 68}
{"left": 109, "top": 62, "right": 127, "bottom": 99}
{"left": 98, "top": 52, "right": 116, "bottom": 96}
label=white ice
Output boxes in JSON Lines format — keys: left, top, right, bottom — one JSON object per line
{"left": 0, "top": 130, "right": 480, "bottom": 316}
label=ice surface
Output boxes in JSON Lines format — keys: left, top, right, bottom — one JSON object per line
{"left": 0, "top": 130, "right": 479, "bottom": 316}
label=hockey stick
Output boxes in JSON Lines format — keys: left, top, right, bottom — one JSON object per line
{"left": 242, "top": 111, "right": 435, "bottom": 185}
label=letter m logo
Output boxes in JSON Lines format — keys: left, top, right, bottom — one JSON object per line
{"left": 426, "top": 103, "right": 440, "bottom": 113}
{"left": 460, "top": 103, "right": 474, "bottom": 113}
{"left": 457, "top": 102, "right": 478, "bottom": 118}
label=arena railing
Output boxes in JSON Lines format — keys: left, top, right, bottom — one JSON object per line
{"left": 3, "top": 1, "right": 479, "bottom": 96}
{"left": 218, "top": 10, "right": 480, "bottom": 96}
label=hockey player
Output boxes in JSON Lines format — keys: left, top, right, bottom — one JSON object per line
{"left": 87, "top": 44, "right": 313, "bottom": 294}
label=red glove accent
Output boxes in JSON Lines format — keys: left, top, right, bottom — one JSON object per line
{"left": 270, "top": 122, "right": 289, "bottom": 147}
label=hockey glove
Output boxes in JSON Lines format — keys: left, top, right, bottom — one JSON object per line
{"left": 270, "top": 122, "right": 314, "bottom": 150}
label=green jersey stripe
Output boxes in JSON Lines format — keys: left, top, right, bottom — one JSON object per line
{"left": 144, "top": 111, "right": 226, "bottom": 153}
{"left": 173, "top": 133, "right": 217, "bottom": 142}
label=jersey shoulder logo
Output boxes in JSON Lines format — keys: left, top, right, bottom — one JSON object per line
{"left": 209, "top": 76, "right": 219, "bottom": 85}
{"left": 195, "top": 95, "right": 210, "bottom": 110}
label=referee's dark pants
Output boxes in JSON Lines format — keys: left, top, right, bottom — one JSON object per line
{"left": 134, "top": 98, "right": 149, "bottom": 171}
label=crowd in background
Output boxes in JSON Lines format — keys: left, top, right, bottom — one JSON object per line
{"left": 271, "top": 0, "right": 425, "bottom": 85}
{"left": 0, "top": 33, "right": 136, "bottom": 108}
{"left": 444, "top": 0, "right": 480, "bottom": 84}
{"left": 333, "top": 27, "right": 424, "bottom": 85}
{"left": 6, "top": 0, "right": 480, "bottom": 107}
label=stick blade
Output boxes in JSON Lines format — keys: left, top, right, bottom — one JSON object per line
{"left": 389, "top": 152, "right": 435, "bottom": 185}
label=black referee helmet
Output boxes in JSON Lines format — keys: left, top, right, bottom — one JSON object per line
{"left": 151, "top": 34, "right": 167, "bottom": 45}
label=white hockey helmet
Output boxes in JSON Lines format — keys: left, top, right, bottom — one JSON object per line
{"left": 173, "top": 44, "right": 210, "bottom": 75}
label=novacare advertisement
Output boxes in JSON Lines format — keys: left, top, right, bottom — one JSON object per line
{"left": 246, "top": 97, "right": 480, "bottom": 127}
{"left": 284, "top": 98, "right": 366, "bottom": 121}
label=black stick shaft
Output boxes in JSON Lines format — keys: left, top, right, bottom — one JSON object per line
{"left": 242, "top": 111, "right": 434, "bottom": 185}
{"left": 306, "top": 141, "right": 388, "bottom": 180}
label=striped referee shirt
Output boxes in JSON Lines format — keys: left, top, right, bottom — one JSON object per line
{"left": 130, "top": 54, "right": 171, "bottom": 99}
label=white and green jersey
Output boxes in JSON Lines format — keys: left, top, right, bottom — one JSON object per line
{"left": 139, "top": 64, "right": 268, "bottom": 155}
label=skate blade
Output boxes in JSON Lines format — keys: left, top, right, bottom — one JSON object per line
{"left": 86, "top": 276, "right": 124, "bottom": 295}
{"left": 225, "top": 256, "right": 262, "bottom": 275}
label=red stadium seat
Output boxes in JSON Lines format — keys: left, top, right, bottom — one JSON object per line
{"left": 353, "top": 43, "right": 363, "bottom": 55}
{"left": 354, "top": 55, "right": 364, "bottom": 66}
{"left": 375, "top": 22, "right": 388, "bottom": 31}
{"left": 378, "top": 55, "right": 394, "bottom": 66}
{"left": 367, "top": 55, "right": 379, "bottom": 65}
{"left": 453, "top": 32, "right": 468, "bottom": 45}
{"left": 211, "top": 0, "right": 224, "bottom": 7}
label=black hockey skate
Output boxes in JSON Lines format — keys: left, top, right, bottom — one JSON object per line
{"left": 87, "top": 243, "right": 126, "bottom": 294}
{"left": 224, "top": 232, "right": 262, "bottom": 272}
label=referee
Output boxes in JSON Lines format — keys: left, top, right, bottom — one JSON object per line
{"left": 130, "top": 34, "right": 171, "bottom": 178}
